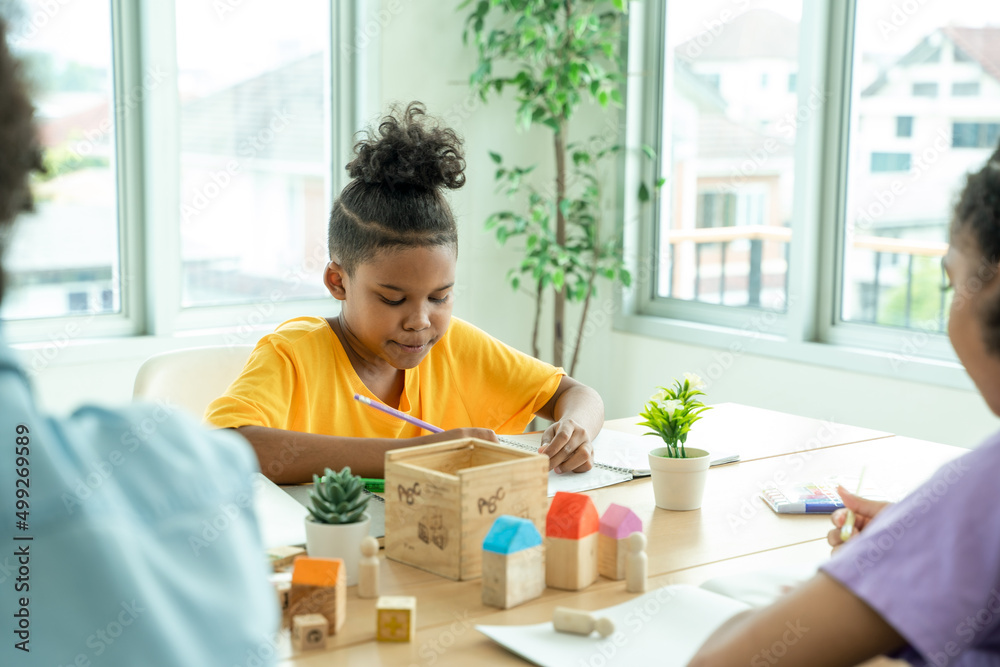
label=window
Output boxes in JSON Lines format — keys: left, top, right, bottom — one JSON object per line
{"left": 1, "top": 1, "right": 119, "bottom": 322}
{"left": 650, "top": 0, "right": 800, "bottom": 319}
{"left": 631, "top": 0, "right": 1000, "bottom": 370}
{"left": 833, "top": 4, "right": 997, "bottom": 337}
{"left": 1, "top": 1, "right": 357, "bottom": 343}
{"left": 896, "top": 116, "right": 913, "bottom": 138}
{"left": 952, "top": 122, "right": 1000, "bottom": 148}
{"left": 175, "top": 0, "right": 330, "bottom": 308}
{"left": 951, "top": 81, "right": 980, "bottom": 96}
{"left": 870, "top": 152, "right": 911, "bottom": 172}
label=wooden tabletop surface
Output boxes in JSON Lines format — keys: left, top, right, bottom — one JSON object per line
{"left": 277, "top": 406, "right": 968, "bottom": 666}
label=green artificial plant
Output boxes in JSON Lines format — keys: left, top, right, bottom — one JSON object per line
{"left": 307, "top": 467, "right": 371, "bottom": 524}
{"left": 462, "top": 0, "right": 658, "bottom": 374}
{"left": 638, "top": 373, "right": 712, "bottom": 459}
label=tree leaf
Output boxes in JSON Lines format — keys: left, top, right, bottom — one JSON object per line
{"left": 489, "top": 151, "right": 503, "bottom": 164}
{"left": 638, "top": 182, "right": 650, "bottom": 203}
{"left": 552, "top": 268, "right": 565, "bottom": 291}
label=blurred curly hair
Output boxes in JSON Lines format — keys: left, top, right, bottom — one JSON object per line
{"left": 0, "top": 16, "right": 44, "bottom": 301}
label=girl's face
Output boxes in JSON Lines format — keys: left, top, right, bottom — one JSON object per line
{"left": 945, "top": 227, "right": 1000, "bottom": 416}
{"left": 327, "top": 244, "right": 456, "bottom": 370}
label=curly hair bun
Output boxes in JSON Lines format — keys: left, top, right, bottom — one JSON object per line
{"left": 347, "top": 102, "right": 465, "bottom": 191}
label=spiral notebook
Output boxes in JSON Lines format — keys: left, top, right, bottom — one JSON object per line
{"left": 498, "top": 435, "right": 633, "bottom": 496}
{"left": 500, "top": 429, "right": 737, "bottom": 495}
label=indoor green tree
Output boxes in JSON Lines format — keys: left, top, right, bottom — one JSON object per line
{"left": 462, "top": 0, "right": 652, "bottom": 374}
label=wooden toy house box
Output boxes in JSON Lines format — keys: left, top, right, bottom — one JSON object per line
{"left": 384, "top": 438, "right": 547, "bottom": 581}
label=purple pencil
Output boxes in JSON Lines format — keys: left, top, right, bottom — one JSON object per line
{"left": 353, "top": 393, "right": 444, "bottom": 434}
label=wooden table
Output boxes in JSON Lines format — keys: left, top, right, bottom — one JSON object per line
{"left": 278, "top": 406, "right": 968, "bottom": 666}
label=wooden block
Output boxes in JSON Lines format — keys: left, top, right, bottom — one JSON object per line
{"left": 482, "top": 545, "right": 545, "bottom": 609}
{"left": 598, "top": 533, "right": 627, "bottom": 580}
{"left": 482, "top": 515, "right": 545, "bottom": 609}
{"left": 291, "top": 613, "right": 328, "bottom": 651}
{"left": 269, "top": 571, "right": 293, "bottom": 628}
{"left": 358, "top": 536, "right": 380, "bottom": 599}
{"left": 545, "top": 534, "right": 598, "bottom": 590}
{"left": 268, "top": 545, "right": 306, "bottom": 572}
{"left": 598, "top": 504, "right": 642, "bottom": 580}
{"left": 376, "top": 596, "right": 417, "bottom": 642}
{"left": 552, "top": 607, "right": 615, "bottom": 637}
{"left": 626, "top": 532, "right": 648, "bottom": 594}
{"left": 288, "top": 557, "right": 346, "bottom": 634}
{"left": 546, "top": 492, "right": 599, "bottom": 539}
{"left": 545, "top": 492, "right": 599, "bottom": 590}
{"left": 385, "top": 438, "right": 547, "bottom": 581}
{"left": 274, "top": 581, "right": 291, "bottom": 628}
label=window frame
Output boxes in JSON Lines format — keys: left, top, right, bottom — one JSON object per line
{"left": 617, "top": 0, "right": 970, "bottom": 391}
{"left": 2, "top": 0, "right": 362, "bottom": 345}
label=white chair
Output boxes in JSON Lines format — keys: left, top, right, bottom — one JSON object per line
{"left": 132, "top": 344, "right": 255, "bottom": 418}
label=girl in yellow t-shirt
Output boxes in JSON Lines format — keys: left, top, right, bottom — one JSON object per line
{"left": 206, "top": 102, "right": 604, "bottom": 483}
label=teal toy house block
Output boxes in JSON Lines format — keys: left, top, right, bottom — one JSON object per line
{"left": 481, "top": 516, "right": 545, "bottom": 609}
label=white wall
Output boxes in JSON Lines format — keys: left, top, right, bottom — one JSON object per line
{"left": 16, "top": 0, "right": 999, "bottom": 448}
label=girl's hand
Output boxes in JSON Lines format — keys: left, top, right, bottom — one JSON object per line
{"left": 827, "top": 486, "right": 892, "bottom": 552}
{"left": 539, "top": 418, "right": 594, "bottom": 473}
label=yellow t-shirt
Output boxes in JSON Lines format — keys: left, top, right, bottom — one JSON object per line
{"left": 204, "top": 316, "right": 564, "bottom": 437}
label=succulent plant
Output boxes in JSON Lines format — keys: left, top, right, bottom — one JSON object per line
{"left": 307, "top": 467, "right": 371, "bottom": 525}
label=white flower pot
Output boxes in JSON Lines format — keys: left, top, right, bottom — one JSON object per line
{"left": 304, "top": 513, "right": 371, "bottom": 586}
{"left": 647, "top": 447, "right": 711, "bottom": 511}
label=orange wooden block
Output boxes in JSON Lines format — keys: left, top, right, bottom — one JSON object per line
{"left": 288, "top": 557, "right": 346, "bottom": 635}
{"left": 292, "top": 557, "right": 343, "bottom": 586}
{"left": 545, "top": 492, "right": 599, "bottom": 539}
{"left": 545, "top": 492, "right": 599, "bottom": 590}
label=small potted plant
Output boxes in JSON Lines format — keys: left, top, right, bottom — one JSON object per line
{"left": 304, "top": 467, "right": 371, "bottom": 585}
{"left": 639, "top": 373, "right": 713, "bottom": 510}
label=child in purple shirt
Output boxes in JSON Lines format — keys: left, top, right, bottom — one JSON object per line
{"left": 690, "top": 148, "right": 1000, "bottom": 665}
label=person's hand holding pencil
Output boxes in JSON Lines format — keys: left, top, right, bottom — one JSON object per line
{"left": 827, "top": 485, "right": 892, "bottom": 553}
